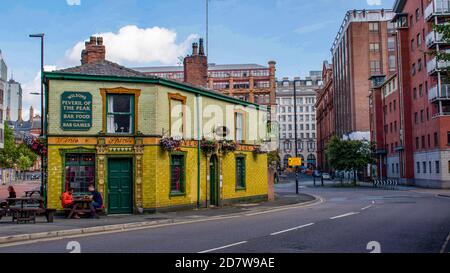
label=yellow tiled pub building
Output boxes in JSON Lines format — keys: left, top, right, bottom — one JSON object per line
{"left": 43, "top": 37, "right": 269, "bottom": 214}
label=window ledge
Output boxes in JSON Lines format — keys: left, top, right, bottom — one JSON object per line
{"left": 169, "top": 192, "right": 186, "bottom": 198}
{"left": 235, "top": 187, "right": 246, "bottom": 191}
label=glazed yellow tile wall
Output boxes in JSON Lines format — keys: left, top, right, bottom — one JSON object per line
{"left": 46, "top": 145, "right": 96, "bottom": 209}
{"left": 221, "top": 152, "right": 268, "bottom": 200}
{"left": 47, "top": 80, "right": 158, "bottom": 135}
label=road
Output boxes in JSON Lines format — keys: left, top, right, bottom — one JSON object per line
{"left": 1, "top": 177, "right": 450, "bottom": 253}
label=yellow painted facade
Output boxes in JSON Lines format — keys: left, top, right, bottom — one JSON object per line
{"left": 44, "top": 73, "right": 269, "bottom": 213}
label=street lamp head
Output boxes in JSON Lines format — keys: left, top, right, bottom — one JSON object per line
{"left": 29, "top": 33, "right": 44, "bottom": 38}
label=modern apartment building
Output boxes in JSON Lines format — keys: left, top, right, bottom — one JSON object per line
{"left": 331, "top": 9, "right": 396, "bottom": 140}
{"left": 134, "top": 52, "right": 277, "bottom": 120}
{"left": 369, "top": 0, "right": 450, "bottom": 188}
{"left": 276, "top": 72, "right": 322, "bottom": 169}
{"left": 0, "top": 50, "right": 7, "bottom": 149}
{"left": 316, "top": 61, "right": 335, "bottom": 172}
{"left": 5, "top": 78, "right": 23, "bottom": 122}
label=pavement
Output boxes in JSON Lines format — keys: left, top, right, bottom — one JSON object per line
{"left": 0, "top": 180, "right": 40, "bottom": 199}
{"left": 0, "top": 190, "right": 316, "bottom": 243}
{"left": 1, "top": 176, "right": 450, "bottom": 253}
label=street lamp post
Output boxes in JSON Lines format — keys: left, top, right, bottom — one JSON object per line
{"left": 293, "top": 80, "right": 299, "bottom": 195}
{"left": 29, "top": 33, "right": 45, "bottom": 199}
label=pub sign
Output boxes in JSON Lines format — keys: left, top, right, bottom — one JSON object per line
{"left": 61, "top": 91, "right": 93, "bottom": 131}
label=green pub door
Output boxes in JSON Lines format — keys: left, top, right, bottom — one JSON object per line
{"left": 108, "top": 158, "right": 133, "bottom": 214}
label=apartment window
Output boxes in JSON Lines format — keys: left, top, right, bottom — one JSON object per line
{"left": 369, "top": 22, "right": 379, "bottom": 32}
{"left": 416, "top": 137, "right": 419, "bottom": 149}
{"left": 370, "top": 60, "right": 381, "bottom": 74}
{"left": 419, "top": 84, "right": 423, "bottom": 97}
{"left": 412, "top": 63, "right": 416, "bottom": 75}
{"left": 427, "top": 108, "right": 430, "bottom": 121}
{"left": 429, "top": 161, "right": 432, "bottom": 173}
{"left": 435, "top": 132, "right": 439, "bottom": 147}
{"left": 417, "top": 33, "right": 422, "bottom": 47}
{"left": 170, "top": 153, "right": 186, "bottom": 194}
{"left": 411, "top": 39, "right": 415, "bottom": 51}
{"left": 414, "top": 88, "right": 417, "bottom": 99}
{"left": 388, "top": 38, "right": 395, "bottom": 51}
{"left": 415, "top": 8, "right": 420, "bottom": 21}
{"left": 414, "top": 112, "right": 418, "bottom": 124}
{"left": 423, "top": 162, "right": 427, "bottom": 174}
{"left": 394, "top": 121, "right": 397, "bottom": 132}
{"left": 106, "top": 94, "right": 134, "bottom": 134}
{"left": 235, "top": 112, "right": 244, "bottom": 143}
{"left": 235, "top": 156, "right": 246, "bottom": 189}
{"left": 417, "top": 162, "right": 421, "bottom": 173}
{"left": 436, "top": 161, "right": 440, "bottom": 174}
{"left": 394, "top": 100, "right": 397, "bottom": 111}
{"left": 420, "top": 110, "right": 424, "bottom": 122}
{"left": 389, "top": 55, "right": 396, "bottom": 71}
{"left": 418, "top": 59, "right": 422, "bottom": 71}
{"left": 447, "top": 131, "right": 450, "bottom": 145}
{"left": 369, "top": 43, "right": 380, "bottom": 52}
{"left": 422, "top": 135, "right": 426, "bottom": 148}
{"left": 428, "top": 134, "right": 431, "bottom": 147}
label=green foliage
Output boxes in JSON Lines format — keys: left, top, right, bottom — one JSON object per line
{"left": 325, "top": 136, "right": 375, "bottom": 182}
{"left": 0, "top": 124, "right": 38, "bottom": 170}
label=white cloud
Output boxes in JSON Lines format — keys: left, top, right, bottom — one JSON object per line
{"left": 66, "top": 0, "right": 81, "bottom": 6}
{"left": 65, "top": 25, "right": 198, "bottom": 66}
{"left": 367, "top": 0, "right": 382, "bottom": 5}
{"left": 22, "top": 66, "right": 57, "bottom": 117}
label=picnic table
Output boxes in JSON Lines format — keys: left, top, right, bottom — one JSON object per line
{"left": 0, "top": 197, "right": 55, "bottom": 224}
{"left": 66, "top": 197, "right": 93, "bottom": 219}
{"left": 24, "top": 190, "right": 41, "bottom": 197}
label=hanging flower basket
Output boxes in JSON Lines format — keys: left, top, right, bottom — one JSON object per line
{"left": 201, "top": 138, "right": 218, "bottom": 155}
{"left": 24, "top": 135, "right": 47, "bottom": 156}
{"left": 252, "top": 146, "right": 267, "bottom": 155}
{"left": 160, "top": 136, "right": 182, "bottom": 152}
{"left": 220, "top": 140, "right": 237, "bottom": 155}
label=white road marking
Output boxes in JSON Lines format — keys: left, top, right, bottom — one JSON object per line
{"left": 198, "top": 241, "right": 248, "bottom": 253}
{"left": 361, "top": 205, "right": 373, "bottom": 211}
{"left": 330, "top": 212, "right": 359, "bottom": 220}
{"left": 440, "top": 233, "right": 450, "bottom": 254}
{"left": 270, "top": 223, "right": 314, "bottom": 236}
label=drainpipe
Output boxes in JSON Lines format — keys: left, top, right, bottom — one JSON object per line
{"left": 196, "top": 94, "right": 201, "bottom": 209}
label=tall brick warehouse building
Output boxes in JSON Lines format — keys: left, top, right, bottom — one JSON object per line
{"left": 316, "top": 61, "right": 334, "bottom": 172}
{"left": 133, "top": 42, "right": 277, "bottom": 121}
{"left": 331, "top": 9, "right": 396, "bottom": 140}
{"left": 369, "top": 0, "right": 450, "bottom": 188}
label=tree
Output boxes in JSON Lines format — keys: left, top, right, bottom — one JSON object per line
{"left": 0, "top": 124, "right": 39, "bottom": 179}
{"left": 325, "top": 136, "right": 375, "bottom": 185}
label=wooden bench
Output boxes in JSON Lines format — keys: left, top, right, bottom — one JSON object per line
{"left": 63, "top": 207, "right": 104, "bottom": 218}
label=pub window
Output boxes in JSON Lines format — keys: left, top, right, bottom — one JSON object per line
{"left": 235, "top": 112, "right": 244, "bottom": 143}
{"left": 107, "top": 94, "right": 134, "bottom": 134}
{"left": 170, "top": 154, "right": 185, "bottom": 194}
{"left": 64, "top": 153, "right": 95, "bottom": 194}
{"left": 236, "top": 156, "right": 246, "bottom": 189}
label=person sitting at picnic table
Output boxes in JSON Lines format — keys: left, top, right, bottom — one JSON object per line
{"left": 87, "top": 184, "right": 103, "bottom": 219}
{"left": 61, "top": 188, "right": 80, "bottom": 219}
{"left": 0, "top": 186, "right": 17, "bottom": 208}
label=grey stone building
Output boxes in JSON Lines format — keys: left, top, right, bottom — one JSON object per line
{"left": 276, "top": 71, "right": 322, "bottom": 169}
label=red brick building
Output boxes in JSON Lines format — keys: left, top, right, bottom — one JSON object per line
{"left": 369, "top": 0, "right": 450, "bottom": 188}
{"left": 316, "top": 61, "right": 334, "bottom": 172}
{"left": 134, "top": 40, "right": 277, "bottom": 120}
{"left": 331, "top": 9, "right": 396, "bottom": 140}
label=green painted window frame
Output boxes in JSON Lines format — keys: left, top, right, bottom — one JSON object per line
{"left": 235, "top": 155, "right": 246, "bottom": 190}
{"left": 106, "top": 94, "right": 135, "bottom": 134}
{"left": 59, "top": 148, "right": 97, "bottom": 196}
{"left": 169, "top": 151, "right": 187, "bottom": 197}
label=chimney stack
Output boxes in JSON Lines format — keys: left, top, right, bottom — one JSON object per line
{"left": 29, "top": 106, "right": 34, "bottom": 122}
{"left": 183, "top": 38, "right": 208, "bottom": 88}
{"left": 81, "top": 36, "right": 106, "bottom": 65}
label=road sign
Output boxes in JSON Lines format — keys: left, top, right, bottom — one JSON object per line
{"left": 288, "top": 157, "right": 302, "bottom": 167}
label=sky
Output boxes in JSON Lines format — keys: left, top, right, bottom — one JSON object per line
{"left": 0, "top": 0, "right": 394, "bottom": 117}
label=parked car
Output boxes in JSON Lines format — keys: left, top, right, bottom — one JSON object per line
{"left": 322, "top": 173, "right": 331, "bottom": 180}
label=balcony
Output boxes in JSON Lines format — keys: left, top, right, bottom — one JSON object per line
{"left": 427, "top": 57, "right": 450, "bottom": 74}
{"left": 426, "top": 31, "right": 445, "bottom": 48}
{"left": 425, "top": 0, "right": 450, "bottom": 21}
{"left": 429, "top": 84, "right": 450, "bottom": 102}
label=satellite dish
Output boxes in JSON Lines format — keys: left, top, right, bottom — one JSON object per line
{"left": 214, "top": 126, "right": 230, "bottom": 138}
